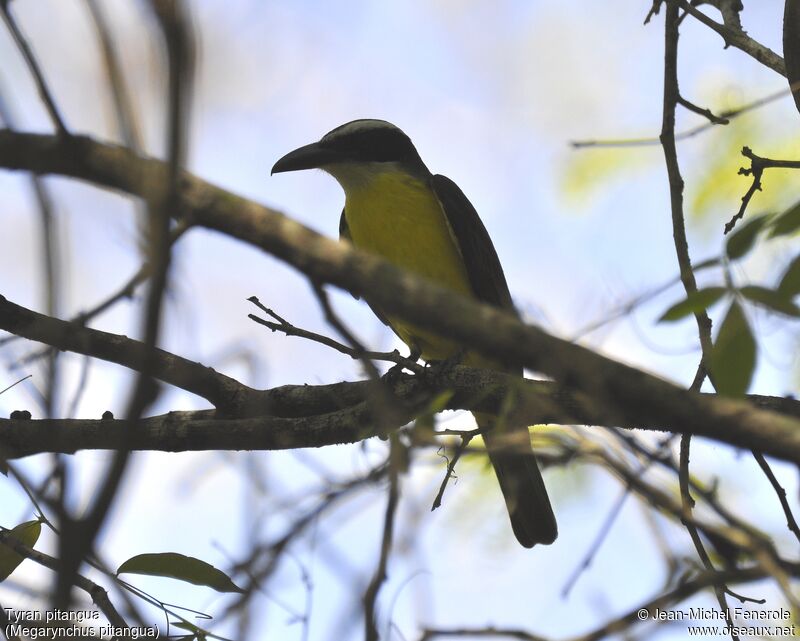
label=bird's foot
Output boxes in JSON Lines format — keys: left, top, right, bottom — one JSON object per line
{"left": 383, "top": 347, "right": 422, "bottom": 386}
{"left": 423, "top": 350, "right": 466, "bottom": 385}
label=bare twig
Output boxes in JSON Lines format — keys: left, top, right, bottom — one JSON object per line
{"left": 751, "top": 450, "right": 800, "bottom": 545}
{"left": 312, "top": 283, "right": 382, "bottom": 381}
{"left": 560, "top": 484, "right": 630, "bottom": 598}
{"left": 569, "top": 257, "right": 719, "bottom": 339}
{"left": 248, "top": 296, "right": 423, "bottom": 374}
{"left": 420, "top": 564, "right": 786, "bottom": 640}
{"left": 644, "top": 0, "right": 664, "bottom": 25}
{"left": 717, "top": 0, "right": 744, "bottom": 31}
{"left": 676, "top": 0, "right": 785, "bottom": 76}
{"left": 3, "top": 382, "right": 800, "bottom": 462}
{"left": 430, "top": 433, "right": 473, "bottom": 511}
{"left": 660, "top": 3, "right": 715, "bottom": 374}
{"left": 0, "top": 3, "right": 68, "bottom": 134}
{"left": 0, "top": 528, "right": 130, "bottom": 630}
{"left": 726, "top": 146, "right": 800, "bottom": 233}
{"left": 364, "top": 436, "right": 402, "bottom": 641}
{"left": 54, "top": 0, "right": 195, "bottom": 607}
{"left": 0, "top": 249, "right": 154, "bottom": 353}
{"left": 311, "top": 282, "right": 417, "bottom": 439}
{"left": 677, "top": 94, "right": 729, "bottom": 124}
{"left": 0, "top": 294, "right": 253, "bottom": 412}
{"left": 660, "top": 5, "right": 736, "bottom": 633}
{"left": 0, "top": 375, "right": 32, "bottom": 396}
{"left": 570, "top": 87, "right": 792, "bottom": 150}
{"left": 83, "top": 0, "right": 142, "bottom": 151}
{"left": 224, "top": 463, "right": 388, "bottom": 620}
{"left": 0, "top": 81, "right": 62, "bottom": 419}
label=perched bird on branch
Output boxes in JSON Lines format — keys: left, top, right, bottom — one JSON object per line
{"left": 273, "top": 119, "right": 556, "bottom": 547}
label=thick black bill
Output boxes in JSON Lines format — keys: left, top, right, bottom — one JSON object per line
{"left": 271, "top": 142, "right": 345, "bottom": 174}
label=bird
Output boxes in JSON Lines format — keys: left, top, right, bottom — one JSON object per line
{"left": 272, "top": 119, "right": 557, "bottom": 547}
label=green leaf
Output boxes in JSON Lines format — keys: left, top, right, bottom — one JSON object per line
{"left": 169, "top": 621, "right": 198, "bottom": 631}
{"left": 169, "top": 620, "right": 206, "bottom": 638}
{"left": 658, "top": 287, "right": 728, "bottom": 322}
{"left": 725, "top": 214, "right": 769, "bottom": 260}
{"left": 740, "top": 285, "right": 800, "bottom": 316}
{"left": 0, "top": 520, "right": 42, "bottom": 582}
{"left": 778, "top": 253, "right": 800, "bottom": 296}
{"left": 768, "top": 200, "right": 800, "bottom": 237}
{"left": 117, "top": 553, "right": 243, "bottom": 593}
{"left": 693, "top": 257, "right": 722, "bottom": 272}
{"left": 709, "top": 302, "right": 756, "bottom": 397}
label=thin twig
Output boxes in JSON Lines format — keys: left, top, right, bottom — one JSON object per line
{"left": 726, "top": 146, "right": 800, "bottom": 233}
{"left": 569, "top": 257, "right": 719, "bottom": 340}
{"left": 677, "top": 94, "right": 729, "bottom": 124}
{"left": 660, "top": 4, "right": 735, "bottom": 635}
{"left": 571, "top": 87, "right": 791, "bottom": 150}
{"left": 420, "top": 565, "right": 780, "bottom": 640}
{"left": 0, "top": 81, "right": 62, "bottom": 418}
{"left": 224, "top": 464, "right": 388, "bottom": 620}
{"left": 0, "top": 3, "right": 68, "bottom": 134}
{"left": 84, "top": 0, "right": 142, "bottom": 150}
{"left": 644, "top": 0, "right": 664, "bottom": 25}
{"left": 561, "top": 485, "right": 629, "bottom": 598}
{"left": 561, "top": 431, "right": 681, "bottom": 599}
{"left": 364, "top": 436, "right": 402, "bottom": 641}
{"left": 54, "top": 0, "right": 195, "bottom": 607}
{"left": 0, "top": 246, "right": 159, "bottom": 352}
{"left": 65, "top": 355, "right": 91, "bottom": 419}
{"left": 430, "top": 433, "right": 473, "bottom": 511}
{"left": 311, "top": 283, "right": 416, "bottom": 436}
{"left": 248, "top": 296, "right": 422, "bottom": 374}
{"left": 0, "top": 375, "right": 32, "bottom": 396}
{"left": 0, "top": 294, "right": 253, "bottom": 412}
{"left": 751, "top": 450, "right": 800, "bottom": 545}
{"left": 676, "top": 0, "right": 785, "bottom": 77}
{"left": 0, "top": 528, "right": 130, "bottom": 629}
{"left": 311, "top": 282, "right": 382, "bottom": 382}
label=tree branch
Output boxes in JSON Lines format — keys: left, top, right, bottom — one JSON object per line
{"left": 0, "top": 294, "right": 254, "bottom": 413}
{"left": 1, "top": 131, "right": 800, "bottom": 463}
{"left": 676, "top": 0, "right": 785, "bottom": 76}
{"left": 2, "top": 373, "right": 800, "bottom": 460}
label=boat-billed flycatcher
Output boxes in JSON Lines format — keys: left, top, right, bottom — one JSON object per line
{"left": 272, "top": 119, "right": 557, "bottom": 547}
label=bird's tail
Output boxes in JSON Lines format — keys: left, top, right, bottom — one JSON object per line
{"left": 478, "top": 414, "right": 557, "bottom": 548}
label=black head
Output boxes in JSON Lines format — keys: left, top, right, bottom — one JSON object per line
{"left": 319, "top": 119, "right": 424, "bottom": 164}
{"left": 271, "top": 119, "right": 428, "bottom": 175}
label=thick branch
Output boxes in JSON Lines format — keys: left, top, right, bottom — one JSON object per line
{"left": 1, "top": 131, "right": 800, "bottom": 463}
{"left": 0, "top": 407, "right": 383, "bottom": 458}
{"left": 0, "top": 294, "right": 255, "bottom": 413}
{"left": 1, "top": 373, "right": 799, "bottom": 460}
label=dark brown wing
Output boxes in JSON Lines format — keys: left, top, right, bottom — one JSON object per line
{"left": 431, "top": 174, "right": 516, "bottom": 314}
{"left": 432, "top": 175, "right": 557, "bottom": 546}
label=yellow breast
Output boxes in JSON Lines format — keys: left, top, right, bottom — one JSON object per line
{"left": 343, "top": 171, "right": 473, "bottom": 359}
